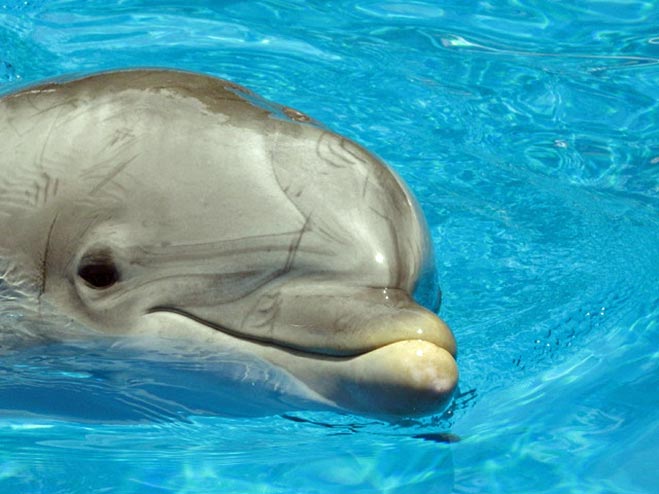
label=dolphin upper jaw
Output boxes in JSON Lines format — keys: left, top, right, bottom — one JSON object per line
{"left": 149, "top": 283, "right": 458, "bottom": 356}
{"left": 145, "top": 301, "right": 456, "bottom": 359}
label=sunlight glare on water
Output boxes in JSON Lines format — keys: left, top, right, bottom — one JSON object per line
{"left": 1, "top": 0, "right": 658, "bottom": 493}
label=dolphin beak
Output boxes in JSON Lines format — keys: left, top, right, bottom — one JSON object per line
{"left": 146, "top": 284, "right": 458, "bottom": 417}
{"left": 257, "top": 307, "right": 458, "bottom": 417}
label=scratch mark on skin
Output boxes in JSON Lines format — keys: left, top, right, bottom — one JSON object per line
{"left": 88, "top": 154, "right": 138, "bottom": 195}
{"left": 39, "top": 212, "right": 59, "bottom": 300}
{"left": 6, "top": 117, "right": 22, "bottom": 138}
{"left": 263, "top": 292, "right": 283, "bottom": 337}
{"left": 339, "top": 138, "right": 368, "bottom": 165}
{"left": 269, "top": 129, "right": 314, "bottom": 226}
{"left": 22, "top": 91, "right": 76, "bottom": 119}
{"left": 241, "top": 290, "right": 281, "bottom": 335}
{"left": 362, "top": 172, "right": 370, "bottom": 198}
{"left": 31, "top": 181, "right": 40, "bottom": 207}
{"left": 41, "top": 172, "right": 56, "bottom": 206}
{"left": 30, "top": 172, "right": 57, "bottom": 207}
{"left": 316, "top": 132, "right": 351, "bottom": 169}
{"left": 46, "top": 106, "right": 89, "bottom": 130}
{"left": 283, "top": 214, "right": 311, "bottom": 274}
{"left": 109, "top": 127, "right": 135, "bottom": 147}
{"left": 237, "top": 215, "right": 311, "bottom": 335}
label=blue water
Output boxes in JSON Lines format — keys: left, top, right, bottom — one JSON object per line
{"left": 1, "top": 0, "right": 658, "bottom": 492}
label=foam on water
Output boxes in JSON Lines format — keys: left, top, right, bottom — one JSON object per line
{"left": 1, "top": 1, "right": 658, "bottom": 492}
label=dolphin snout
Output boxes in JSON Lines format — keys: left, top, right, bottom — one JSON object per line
{"left": 255, "top": 294, "right": 459, "bottom": 417}
{"left": 146, "top": 283, "right": 459, "bottom": 416}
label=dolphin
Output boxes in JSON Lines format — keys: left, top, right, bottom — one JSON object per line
{"left": 0, "top": 69, "right": 457, "bottom": 417}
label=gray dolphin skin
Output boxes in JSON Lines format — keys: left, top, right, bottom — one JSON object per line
{"left": 0, "top": 70, "right": 457, "bottom": 417}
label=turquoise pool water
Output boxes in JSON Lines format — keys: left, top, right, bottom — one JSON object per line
{"left": 1, "top": 1, "right": 657, "bottom": 492}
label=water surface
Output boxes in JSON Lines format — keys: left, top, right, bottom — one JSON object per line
{"left": 1, "top": 1, "right": 658, "bottom": 492}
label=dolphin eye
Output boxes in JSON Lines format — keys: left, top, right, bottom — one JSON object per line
{"left": 77, "top": 252, "right": 120, "bottom": 289}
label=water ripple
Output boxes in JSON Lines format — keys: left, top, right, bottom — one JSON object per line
{"left": 1, "top": 1, "right": 658, "bottom": 492}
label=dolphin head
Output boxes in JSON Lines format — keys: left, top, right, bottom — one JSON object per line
{"left": 0, "top": 70, "right": 457, "bottom": 417}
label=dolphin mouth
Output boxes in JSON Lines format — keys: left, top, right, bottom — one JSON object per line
{"left": 146, "top": 304, "right": 456, "bottom": 359}
{"left": 144, "top": 305, "right": 459, "bottom": 417}
{"left": 147, "top": 306, "right": 373, "bottom": 358}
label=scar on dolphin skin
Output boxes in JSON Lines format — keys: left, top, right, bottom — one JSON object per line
{"left": 0, "top": 69, "right": 458, "bottom": 417}
{"left": 39, "top": 212, "right": 59, "bottom": 300}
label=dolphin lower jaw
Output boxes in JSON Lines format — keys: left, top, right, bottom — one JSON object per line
{"left": 324, "top": 340, "right": 459, "bottom": 416}
{"left": 144, "top": 306, "right": 458, "bottom": 417}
